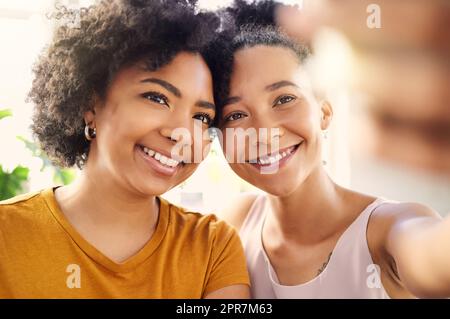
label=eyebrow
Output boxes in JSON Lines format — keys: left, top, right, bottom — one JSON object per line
{"left": 140, "top": 78, "right": 182, "bottom": 98}
{"left": 196, "top": 101, "right": 216, "bottom": 111}
{"left": 141, "top": 77, "right": 215, "bottom": 111}
{"left": 223, "top": 80, "right": 299, "bottom": 107}
{"left": 265, "top": 80, "right": 299, "bottom": 91}
{"left": 223, "top": 96, "right": 242, "bottom": 106}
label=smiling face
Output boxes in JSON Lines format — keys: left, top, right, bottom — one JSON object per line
{"left": 85, "top": 52, "right": 215, "bottom": 196}
{"left": 219, "top": 45, "right": 332, "bottom": 196}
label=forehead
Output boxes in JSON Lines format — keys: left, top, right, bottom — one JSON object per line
{"left": 146, "top": 52, "right": 212, "bottom": 82}
{"left": 113, "top": 52, "right": 213, "bottom": 92}
{"left": 230, "top": 45, "right": 302, "bottom": 89}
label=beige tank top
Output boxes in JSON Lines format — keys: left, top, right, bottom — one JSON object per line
{"left": 239, "top": 195, "right": 391, "bottom": 298}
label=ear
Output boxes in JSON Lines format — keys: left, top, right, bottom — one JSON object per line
{"left": 83, "top": 95, "right": 100, "bottom": 126}
{"left": 320, "top": 100, "right": 333, "bottom": 130}
{"left": 83, "top": 109, "right": 96, "bottom": 127}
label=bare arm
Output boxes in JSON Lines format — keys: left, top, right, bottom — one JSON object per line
{"left": 380, "top": 203, "right": 450, "bottom": 298}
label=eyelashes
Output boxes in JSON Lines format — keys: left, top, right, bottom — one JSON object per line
{"left": 273, "top": 95, "right": 296, "bottom": 106}
{"left": 141, "top": 91, "right": 214, "bottom": 126}
{"left": 193, "top": 113, "right": 214, "bottom": 126}
{"left": 224, "top": 112, "right": 247, "bottom": 122}
{"left": 223, "top": 94, "right": 298, "bottom": 123}
{"left": 141, "top": 91, "right": 170, "bottom": 107}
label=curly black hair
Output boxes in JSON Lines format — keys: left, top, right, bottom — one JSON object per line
{"left": 28, "top": 0, "right": 220, "bottom": 168}
{"left": 204, "top": 0, "right": 310, "bottom": 124}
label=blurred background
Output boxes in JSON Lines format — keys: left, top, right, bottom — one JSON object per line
{"left": 0, "top": 0, "right": 449, "bottom": 216}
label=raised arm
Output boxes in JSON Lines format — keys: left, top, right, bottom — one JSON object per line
{"left": 378, "top": 203, "right": 450, "bottom": 298}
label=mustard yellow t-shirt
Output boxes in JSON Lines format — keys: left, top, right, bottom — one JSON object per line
{"left": 0, "top": 188, "right": 249, "bottom": 298}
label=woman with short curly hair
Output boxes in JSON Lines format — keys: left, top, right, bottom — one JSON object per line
{"left": 0, "top": 0, "right": 250, "bottom": 298}
{"left": 211, "top": 0, "right": 450, "bottom": 299}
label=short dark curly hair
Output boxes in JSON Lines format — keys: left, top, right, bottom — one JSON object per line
{"left": 28, "top": 0, "right": 220, "bottom": 168}
{"left": 204, "top": 0, "right": 310, "bottom": 125}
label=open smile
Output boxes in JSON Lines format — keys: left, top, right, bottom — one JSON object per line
{"left": 246, "top": 141, "right": 303, "bottom": 172}
{"left": 136, "top": 144, "right": 184, "bottom": 177}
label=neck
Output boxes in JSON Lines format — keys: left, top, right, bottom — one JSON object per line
{"left": 55, "top": 161, "right": 158, "bottom": 230}
{"left": 267, "top": 165, "right": 348, "bottom": 244}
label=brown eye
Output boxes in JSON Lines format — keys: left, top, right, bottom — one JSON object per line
{"left": 274, "top": 95, "right": 296, "bottom": 106}
{"left": 193, "top": 113, "right": 213, "bottom": 126}
{"left": 142, "top": 92, "right": 169, "bottom": 107}
{"left": 224, "top": 112, "right": 247, "bottom": 122}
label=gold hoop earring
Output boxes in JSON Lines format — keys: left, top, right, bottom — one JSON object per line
{"left": 84, "top": 124, "right": 96, "bottom": 141}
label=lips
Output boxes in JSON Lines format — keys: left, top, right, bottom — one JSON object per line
{"left": 138, "top": 144, "right": 181, "bottom": 167}
{"left": 247, "top": 142, "right": 302, "bottom": 164}
{"left": 136, "top": 144, "right": 184, "bottom": 177}
{"left": 246, "top": 142, "right": 303, "bottom": 172}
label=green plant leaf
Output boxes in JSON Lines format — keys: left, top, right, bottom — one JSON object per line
{"left": 0, "top": 109, "right": 12, "bottom": 120}
{"left": 53, "top": 168, "right": 76, "bottom": 185}
{"left": 0, "top": 165, "right": 29, "bottom": 201}
{"left": 17, "top": 136, "right": 53, "bottom": 171}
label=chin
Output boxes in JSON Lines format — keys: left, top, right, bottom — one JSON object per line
{"left": 123, "top": 171, "right": 173, "bottom": 197}
{"left": 259, "top": 182, "right": 299, "bottom": 197}
{"left": 241, "top": 173, "right": 297, "bottom": 196}
{"left": 131, "top": 182, "right": 170, "bottom": 197}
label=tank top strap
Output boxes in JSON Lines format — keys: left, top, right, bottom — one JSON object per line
{"left": 241, "top": 195, "right": 393, "bottom": 298}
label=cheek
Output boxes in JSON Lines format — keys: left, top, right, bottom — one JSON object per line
{"left": 176, "top": 163, "right": 200, "bottom": 183}
{"left": 96, "top": 114, "right": 159, "bottom": 168}
{"left": 201, "top": 139, "right": 213, "bottom": 159}
{"left": 106, "top": 106, "right": 165, "bottom": 139}
{"left": 184, "top": 126, "right": 213, "bottom": 162}
{"left": 220, "top": 134, "right": 249, "bottom": 163}
{"left": 219, "top": 133, "right": 232, "bottom": 157}
{"left": 97, "top": 102, "right": 134, "bottom": 138}
{"left": 229, "top": 163, "right": 247, "bottom": 177}
{"left": 284, "top": 105, "right": 320, "bottom": 139}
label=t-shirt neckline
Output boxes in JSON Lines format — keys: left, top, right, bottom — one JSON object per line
{"left": 42, "top": 187, "right": 170, "bottom": 273}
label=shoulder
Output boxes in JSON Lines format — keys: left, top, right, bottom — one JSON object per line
{"left": 371, "top": 201, "right": 441, "bottom": 229}
{"left": 0, "top": 190, "right": 43, "bottom": 216}
{"left": 216, "top": 192, "right": 261, "bottom": 232}
{"left": 369, "top": 200, "right": 441, "bottom": 251}
{"left": 0, "top": 190, "right": 42, "bottom": 206}
{"left": 0, "top": 190, "right": 47, "bottom": 230}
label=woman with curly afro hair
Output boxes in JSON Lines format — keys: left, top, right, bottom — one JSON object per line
{"left": 0, "top": 0, "right": 249, "bottom": 298}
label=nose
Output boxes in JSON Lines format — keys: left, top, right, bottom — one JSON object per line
{"left": 252, "top": 115, "right": 285, "bottom": 152}
{"left": 160, "top": 127, "right": 182, "bottom": 143}
{"left": 159, "top": 108, "right": 210, "bottom": 164}
{"left": 159, "top": 109, "right": 194, "bottom": 145}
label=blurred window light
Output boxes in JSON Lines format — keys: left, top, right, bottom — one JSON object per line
{"left": 0, "top": 0, "right": 55, "bottom": 18}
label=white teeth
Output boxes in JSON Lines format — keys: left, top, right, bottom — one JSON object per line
{"left": 140, "top": 145, "right": 180, "bottom": 168}
{"left": 256, "top": 146, "right": 297, "bottom": 165}
{"left": 160, "top": 155, "right": 168, "bottom": 165}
